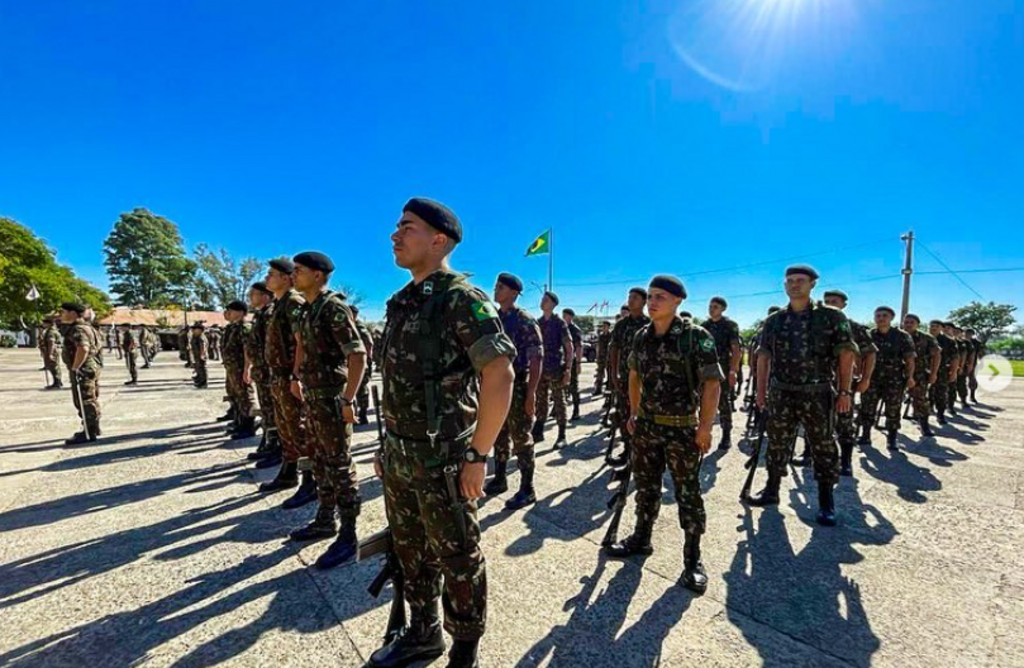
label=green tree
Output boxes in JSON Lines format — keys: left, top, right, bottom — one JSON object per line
{"left": 948, "top": 301, "right": 1018, "bottom": 343}
{"left": 191, "top": 244, "right": 264, "bottom": 309}
{"left": 103, "top": 208, "right": 194, "bottom": 306}
{"left": 0, "top": 217, "right": 110, "bottom": 328}
{"left": 575, "top": 315, "right": 596, "bottom": 335}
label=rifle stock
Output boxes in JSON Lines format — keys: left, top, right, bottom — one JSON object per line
{"left": 602, "top": 461, "right": 632, "bottom": 547}
{"left": 740, "top": 409, "right": 768, "bottom": 501}
{"left": 360, "top": 525, "right": 408, "bottom": 643}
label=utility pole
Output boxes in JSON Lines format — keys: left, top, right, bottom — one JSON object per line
{"left": 900, "top": 231, "right": 914, "bottom": 321}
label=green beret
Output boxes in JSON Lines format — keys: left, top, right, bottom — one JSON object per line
{"left": 710, "top": 296, "right": 727, "bottom": 308}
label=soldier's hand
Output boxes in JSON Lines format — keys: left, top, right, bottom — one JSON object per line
{"left": 836, "top": 394, "right": 852, "bottom": 414}
{"left": 755, "top": 392, "right": 766, "bottom": 411}
{"left": 563, "top": 371, "right": 572, "bottom": 386}
{"left": 524, "top": 394, "right": 536, "bottom": 418}
{"left": 929, "top": 372, "right": 938, "bottom": 385}
{"left": 460, "top": 462, "right": 486, "bottom": 500}
{"left": 373, "top": 452, "right": 384, "bottom": 479}
{"left": 728, "top": 370, "right": 738, "bottom": 389}
{"left": 695, "top": 425, "right": 712, "bottom": 453}
{"left": 855, "top": 379, "right": 870, "bottom": 394}
{"left": 626, "top": 414, "right": 637, "bottom": 435}
{"left": 341, "top": 404, "right": 356, "bottom": 424}
{"left": 242, "top": 370, "right": 251, "bottom": 385}
{"left": 290, "top": 379, "right": 304, "bottom": 401}
{"left": 906, "top": 378, "right": 916, "bottom": 391}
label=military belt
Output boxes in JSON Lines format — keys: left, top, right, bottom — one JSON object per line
{"left": 770, "top": 380, "right": 833, "bottom": 393}
{"left": 637, "top": 408, "right": 698, "bottom": 428}
{"left": 385, "top": 416, "right": 464, "bottom": 439}
{"left": 268, "top": 367, "right": 293, "bottom": 379}
{"left": 305, "top": 386, "right": 343, "bottom": 400}
{"left": 384, "top": 429, "right": 475, "bottom": 467}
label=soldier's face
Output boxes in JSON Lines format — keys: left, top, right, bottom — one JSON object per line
{"left": 627, "top": 292, "right": 645, "bottom": 312}
{"left": 292, "top": 264, "right": 318, "bottom": 291}
{"left": 266, "top": 269, "right": 291, "bottom": 293}
{"left": 824, "top": 296, "right": 846, "bottom": 309}
{"left": 60, "top": 310, "right": 75, "bottom": 324}
{"left": 647, "top": 288, "right": 680, "bottom": 318}
{"left": 874, "top": 311, "right": 893, "bottom": 328}
{"left": 493, "top": 283, "right": 513, "bottom": 305}
{"left": 708, "top": 302, "right": 724, "bottom": 319}
{"left": 784, "top": 275, "right": 813, "bottom": 299}
{"left": 392, "top": 214, "right": 445, "bottom": 269}
{"left": 930, "top": 323, "right": 942, "bottom": 336}
{"left": 903, "top": 317, "right": 918, "bottom": 333}
{"left": 540, "top": 295, "right": 555, "bottom": 312}
{"left": 562, "top": 312, "right": 573, "bottom": 324}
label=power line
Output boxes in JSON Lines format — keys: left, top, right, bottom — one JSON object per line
{"left": 917, "top": 242, "right": 985, "bottom": 300}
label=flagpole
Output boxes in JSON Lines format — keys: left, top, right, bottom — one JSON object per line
{"left": 548, "top": 227, "right": 554, "bottom": 292}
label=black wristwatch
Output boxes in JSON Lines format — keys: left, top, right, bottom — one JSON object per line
{"left": 463, "top": 448, "right": 488, "bottom": 464}
{"left": 838, "top": 390, "right": 853, "bottom": 397}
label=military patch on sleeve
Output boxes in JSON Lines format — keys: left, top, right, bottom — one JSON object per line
{"left": 700, "top": 336, "right": 715, "bottom": 351}
{"left": 472, "top": 300, "right": 498, "bottom": 322}
{"left": 839, "top": 320, "right": 851, "bottom": 333}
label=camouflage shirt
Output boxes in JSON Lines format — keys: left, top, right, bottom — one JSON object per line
{"left": 538, "top": 314, "right": 571, "bottom": 372}
{"left": 499, "top": 305, "right": 542, "bottom": 374}
{"left": 246, "top": 305, "right": 272, "bottom": 372}
{"left": 222, "top": 320, "right": 250, "bottom": 368}
{"left": 596, "top": 330, "right": 612, "bottom": 363}
{"left": 701, "top": 316, "right": 741, "bottom": 366}
{"left": 610, "top": 314, "right": 651, "bottom": 381}
{"left": 298, "top": 290, "right": 364, "bottom": 389}
{"left": 41, "top": 326, "right": 62, "bottom": 361}
{"left": 61, "top": 322, "right": 102, "bottom": 371}
{"left": 265, "top": 289, "right": 305, "bottom": 372}
{"left": 628, "top": 316, "right": 724, "bottom": 416}
{"left": 756, "top": 301, "right": 858, "bottom": 386}
{"left": 936, "top": 333, "right": 957, "bottom": 372}
{"left": 122, "top": 330, "right": 136, "bottom": 352}
{"left": 191, "top": 331, "right": 208, "bottom": 361}
{"left": 869, "top": 327, "right": 916, "bottom": 381}
{"left": 909, "top": 330, "right": 939, "bottom": 381}
{"left": 567, "top": 322, "right": 583, "bottom": 357}
{"left": 381, "top": 269, "right": 515, "bottom": 441}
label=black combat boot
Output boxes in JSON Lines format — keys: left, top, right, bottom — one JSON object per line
{"left": 289, "top": 505, "right": 337, "bottom": 542}
{"left": 315, "top": 517, "right": 358, "bottom": 569}
{"left": 246, "top": 434, "right": 276, "bottom": 461}
{"left": 124, "top": 379, "right": 137, "bottom": 386}
{"left": 531, "top": 421, "right": 545, "bottom": 443}
{"left": 483, "top": 460, "right": 508, "bottom": 496}
{"left": 920, "top": 417, "right": 935, "bottom": 438}
{"left": 571, "top": 399, "right": 580, "bottom": 422}
{"left": 255, "top": 448, "right": 283, "bottom": 469}
{"left": 358, "top": 405, "right": 369, "bottom": 425}
{"left": 816, "top": 483, "right": 837, "bottom": 527}
{"left": 368, "top": 607, "right": 445, "bottom": 668}
{"left": 717, "top": 427, "right": 732, "bottom": 451}
{"left": 230, "top": 417, "right": 257, "bottom": 440}
{"left": 52, "top": 378, "right": 63, "bottom": 389}
{"left": 948, "top": 402, "right": 958, "bottom": 417}
{"left": 446, "top": 639, "right": 480, "bottom": 668}
{"left": 936, "top": 410, "right": 947, "bottom": 425}
{"left": 605, "top": 522, "right": 654, "bottom": 558}
{"left": 216, "top": 407, "right": 235, "bottom": 422}
{"left": 282, "top": 472, "right": 317, "bottom": 509}
{"left": 840, "top": 443, "right": 854, "bottom": 477}
{"left": 259, "top": 461, "right": 298, "bottom": 492}
{"left": 554, "top": 424, "right": 568, "bottom": 448}
{"left": 65, "top": 431, "right": 89, "bottom": 445}
{"left": 856, "top": 424, "right": 871, "bottom": 447}
{"left": 505, "top": 462, "right": 536, "bottom": 510}
{"left": 970, "top": 388, "right": 978, "bottom": 404}
{"left": 886, "top": 429, "right": 899, "bottom": 452}
{"left": 680, "top": 531, "right": 708, "bottom": 595}
{"left": 746, "top": 472, "right": 782, "bottom": 507}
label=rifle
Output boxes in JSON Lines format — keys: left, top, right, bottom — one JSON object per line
{"left": 740, "top": 408, "right": 769, "bottom": 501}
{"left": 359, "top": 526, "right": 407, "bottom": 644}
{"left": 603, "top": 421, "right": 619, "bottom": 467}
{"left": 71, "top": 371, "right": 91, "bottom": 441}
{"left": 372, "top": 385, "right": 385, "bottom": 444}
{"left": 602, "top": 454, "right": 632, "bottom": 547}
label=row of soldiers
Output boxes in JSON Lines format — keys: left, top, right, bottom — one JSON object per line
{"left": 177, "top": 324, "right": 222, "bottom": 365}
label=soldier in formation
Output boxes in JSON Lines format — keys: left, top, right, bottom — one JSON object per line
{"left": 177, "top": 326, "right": 192, "bottom": 367}
{"left": 533, "top": 291, "right": 572, "bottom": 447}
{"left": 562, "top": 307, "right": 584, "bottom": 421}
{"left": 856, "top": 306, "right": 915, "bottom": 451}
{"left": 40, "top": 315, "right": 63, "bottom": 389}
{"left": 222, "top": 301, "right": 257, "bottom": 438}
{"left": 119, "top": 323, "right": 139, "bottom": 386}
{"left": 246, "top": 281, "right": 278, "bottom": 468}
{"left": 60, "top": 302, "right": 103, "bottom": 444}
{"left": 606, "top": 287, "right": 650, "bottom": 466}
{"left": 593, "top": 320, "right": 612, "bottom": 394}
{"left": 191, "top": 322, "right": 209, "bottom": 388}
{"left": 902, "top": 314, "right": 940, "bottom": 437}
{"left": 350, "top": 305, "right": 375, "bottom": 426}
{"left": 929, "top": 320, "right": 959, "bottom": 424}
{"left": 701, "top": 296, "right": 741, "bottom": 451}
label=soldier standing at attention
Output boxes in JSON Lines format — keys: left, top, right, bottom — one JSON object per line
{"left": 594, "top": 320, "right": 612, "bottom": 394}
{"left": 929, "top": 320, "right": 958, "bottom": 424}
{"left": 288, "top": 251, "right": 367, "bottom": 570}
{"left": 965, "top": 328, "right": 983, "bottom": 404}
{"left": 902, "top": 314, "right": 940, "bottom": 437}
{"left": 954, "top": 326, "right": 972, "bottom": 410}
{"left": 562, "top": 308, "right": 584, "bottom": 421}
{"left": 177, "top": 326, "right": 191, "bottom": 367}
{"left": 820, "top": 290, "right": 876, "bottom": 476}
{"left": 533, "top": 292, "right": 573, "bottom": 447}
{"left": 607, "top": 288, "right": 651, "bottom": 467}
{"left": 139, "top": 326, "right": 153, "bottom": 368}
{"left": 604, "top": 276, "right": 722, "bottom": 594}
{"left": 748, "top": 265, "right": 857, "bottom": 527}
{"left": 857, "top": 306, "right": 915, "bottom": 451}
{"left": 223, "top": 301, "right": 257, "bottom": 438}
{"left": 119, "top": 323, "right": 139, "bottom": 386}
{"left": 246, "top": 281, "right": 279, "bottom": 468}
{"left": 208, "top": 326, "right": 221, "bottom": 360}
{"left": 60, "top": 302, "right": 103, "bottom": 444}
{"left": 486, "top": 272, "right": 543, "bottom": 510}
{"left": 350, "top": 305, "right": 375, "bottom": 426}
{"left": 701, "top": 296, "right": 741, "bottom": 451}
{"left": 191, "top": 322, "right": 209, "bottom": 388}
{"left": 369, "top": 198, "right": 514, "bottom": 668}
{"left": 40, "top": 316, "right": 63, "bottom": 389}
{"left": 260, "top": 258, "right": 316, "bottom": 508}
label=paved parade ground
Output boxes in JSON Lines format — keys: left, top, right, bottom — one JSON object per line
{"left": 1, "top": 348, "right": 1022, "bottom": 668}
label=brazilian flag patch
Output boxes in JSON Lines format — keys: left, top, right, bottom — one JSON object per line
{"left": 472, "top": 301, "right": 498, "bottom": 321}
{"left": 700, "top": 336, "right": 715, "bottom": 351}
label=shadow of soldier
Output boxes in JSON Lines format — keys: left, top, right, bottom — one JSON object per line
{"left": 858, "top": 441, "right": 943, "bottom": 504}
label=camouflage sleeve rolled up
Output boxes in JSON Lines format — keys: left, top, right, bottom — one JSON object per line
{"left": 829, "top": 311, "right": 859, "bottom": 357}
{"left": 72, "top": 324, "right": 92, "bottom": 354}
{"left": 852, "top": 321, "right": 878, "bottom": 355}
{"left": 693, "top": 326, "right": 726, "bottom": 381}
{"left": 899, "top": 331, "right": 916, "bottom": 358}
{"left": 609, "top": 319, "right": 626, "bottom": 354}
{"left": 754, "top": 317, "right": 775, "bottom": 359}
{"left": 727, "top": 319, "right": 741, "bottom": 347}
{"left": 449, "top": 287, "right": 515, "bottom": 372}
{"left": 328, "top": 300, "right": 365, "bottom": 356}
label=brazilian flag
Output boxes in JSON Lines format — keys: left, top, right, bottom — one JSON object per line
{"left": 525, "top": 230, "right": 551, "bottom": 257}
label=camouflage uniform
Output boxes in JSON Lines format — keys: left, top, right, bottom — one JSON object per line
{"left": 859, "top": 327, "right": 915, "bottom": 433}
{"left": 756, "top": 302, "right": 857, "bottom": 486}
{"left": 609, "top": 314, "right": 651, "bottom": 434}
{"left": 908, "top": 330, "right": 939, "bottom": 419}
{"left": 191, "top": 329, "right": 209, "bottom": 386}
{"left": 41, "top": 324, "right": 63, "bottom": 386}
{"left": 594, "top": 328, "right": 612, "bottom": 392}
{"left": 627, "top": 317, "right": 723, "bottom": 538}
{"left": 222, "top": 320, "right": 255, "bottom": 419}
{"left": 139, "top": 327, "right": 153, "bottom": 367}
{"left": 535, "top": 314, "right": 572, "bottom": 429}
{"left": 246, "top": 304, "right": 275, "bottom": 439}
{"left": 62, "top": 322, "right": 103, "bottom": 434}
{"left": 838, "top": 320, "right": 876, "bottom": 450}
{"left": 701, "top": 315, "right": 741, "bottom": 434}
{"left": 494, "top": 306, "right": 542, "bottom": 468}
{"left": 380, "top": 269, "right": 515, "bottom": 640}
{"left": 955, "top": 338, "right": 971, "bottom": 404}
{"left": 932, "top": 332, "right": 957, "bottom": 417}
{"left": 177, "top": 328, "right": 192, "bottom": 366}
{"left": 122, "top": 329, "right": 139, "bottom": 382}
{"left": 298, "top": 290, "right": 365, "bottom": 520}
{"left": 353, "top": 318, "right": 375, "bottom": 421}
{"left": 208, "top": 328, "right": 221, "bottom": 360}
{"left": 566, "top": 320, "right": 583, "bottom": 416}
{"left": 968, "top": 338, "right": 984, "bottom": 399}
{"left": 266, "top": 289, "right": 307, "bottom": 464}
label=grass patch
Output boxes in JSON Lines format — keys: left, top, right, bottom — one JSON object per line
{"left": 1011, "top": 360, "right": 1024, "bottom": 378}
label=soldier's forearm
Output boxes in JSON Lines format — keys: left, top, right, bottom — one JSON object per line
{"left": 838, "top": 350, "right": 855, "bottom": 392}
{"left": 628, "top": 371, "right": 640, "bottom": 415}
{"left": 700, "top": 379, "right": 720, "bottom": 430}
{"left": 471, "top": 358, "right": 514, "bottom": 456}
{"left": 861, "top": 353, "right": 876, "bottom": 383}
{"left": 344, "top": 353, "right": 367, "bottom": 402}
{"left": 527, "top": 357, "right": 542, "bottom": 394}
{"left": 755, "top": 355, "right": 770, "bottom": 397}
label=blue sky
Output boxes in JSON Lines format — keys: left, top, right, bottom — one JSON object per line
{"left": 1, "top": 0, "right": 1022, "bottom": 325}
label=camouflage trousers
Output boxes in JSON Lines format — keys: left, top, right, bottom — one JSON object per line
{"left": 956, "top": 373, "right": 969, "bottom": 403}
{"left": 193, "top": 359, "right": 207, "bottom": 386}
{"left": 44, "top": 357, "right": 62, "bottom": 384}
{"left": 835, "top": 401, "right": 858, "bottom": 450}
{"left": 306, "top": 390, "right": 360, "bottom": 518}
{"left": 613, "top": 381, "right": 633, "bottom": 447}
{"left": 69, "top": 367, "right": 101, "bottom": 433}
{"left": 566, "top": 363, "right": 580, "bottom": 409}
{"left": 930, "top": 375, "right": 951, "bottom": 415}
{"left": 270, "top": 375, "right": 306, "bottom": 463}
{"left": 356, "top": 365, "right": 372, "bottom": 415}
{"left": 717, "top": 379, "right": 734, "bottom": 431}
{"left": 594, "top": 356, "right": 608, "bottom": 391}
{"left": 766, "top": 387, "right": 839, "bottom": 486}
{"left": 632, "top": 419, "right": 706, "bottom": 536}
{"left": 252, "top": 368, "right": 275, "bottom": 435}
{"left": 124, "top": 351, "right": 138, "bottom": 382}
{"left": 224, "top": 364, "right": 254, "bottom": 417}
{"left": 908, "top": 378, "right": 932, "bottom": 420}
{"left": 535, "top": 369, "right": 567, "bottom": 427}
{"left": 382, "top": 440, "right": 486, "bottom": 640}
{"left": 968, "top": 368, "right": 979, "bottom": 394}
{"left": 859, "top": 377, "right": 906, "bottom": 432}
{"left": 494, "top": 378, "right": 534, "bottom": 470}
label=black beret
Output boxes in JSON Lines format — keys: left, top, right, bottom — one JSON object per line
{"left": 350, "top": 305, "right": 360, "bottom": 316}
{"left": 710, "top": 296, "right": 728, "bottom": 308}
{"left": 620, "top": 304, "right": 629, "bottom": 311}
{"left": 904, "top": 313, "right": 921, "bottom": 323}
{"left": 823, "top": 289, "right": 849, "bottom": 302}
{"left": 785, "top": 264, "right": 819, "bottom": 280}
{"left": 269, "top": 258, "right": 294, "bottom": 274}
{"left": 648, "top": 275, "right": 686, "bottom": 299}
{"left": 768, "top": 306, "right": 782, "bottom": 314}
{"left": 497, "top": 272, "right": 523, "bottom": 292}
{"left": 292, "top": 251, "right": 334, "bottom": 274}
{"left": 563, "top": 308, "right": 576, "bottom": 317}
{"left": 629, "top": 287, "right": 648, "bottom": 299}
{"left": 875, "top": 306, "right": 896, "bottom": 316}
{"left": 680, "top": 311, "right": 693, "bottom": 318}
{"left": 42, "top": 315, "right": 54, "bottom": 323}
{"left": 404, "top": 197, "right": 462, "bottom": 243}
{"left": 61, "top": 302, "right": 86, "bottom": 314}
{"left": 226, "top": 300, "right": 248, "bottom": 312}
{"left": 929, "top": 319, "right": 944, "bottom": 326}
{"left": 543, "top": 291, "right": 560, "bottom": 306}
{"left": 191, "top": 321, "right": 205, "bottom": 329}
{"left": 965, "top": 328, "right": 975, "bottom": 334}
{"left": 250, "top": 281, "right": 273, "bottom": 296}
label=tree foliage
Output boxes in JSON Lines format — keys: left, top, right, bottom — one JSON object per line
{"left": 103, "top": 208, "right": 194, "bottom": 307}
{"left": 0, "top": 217, "right": 111, "bottom": 327}
{"left": 191, "top": 244, "right": 264, "bottom": 309}
{"left": 947, "top": 301, "right": 1018, "bottom": 342}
